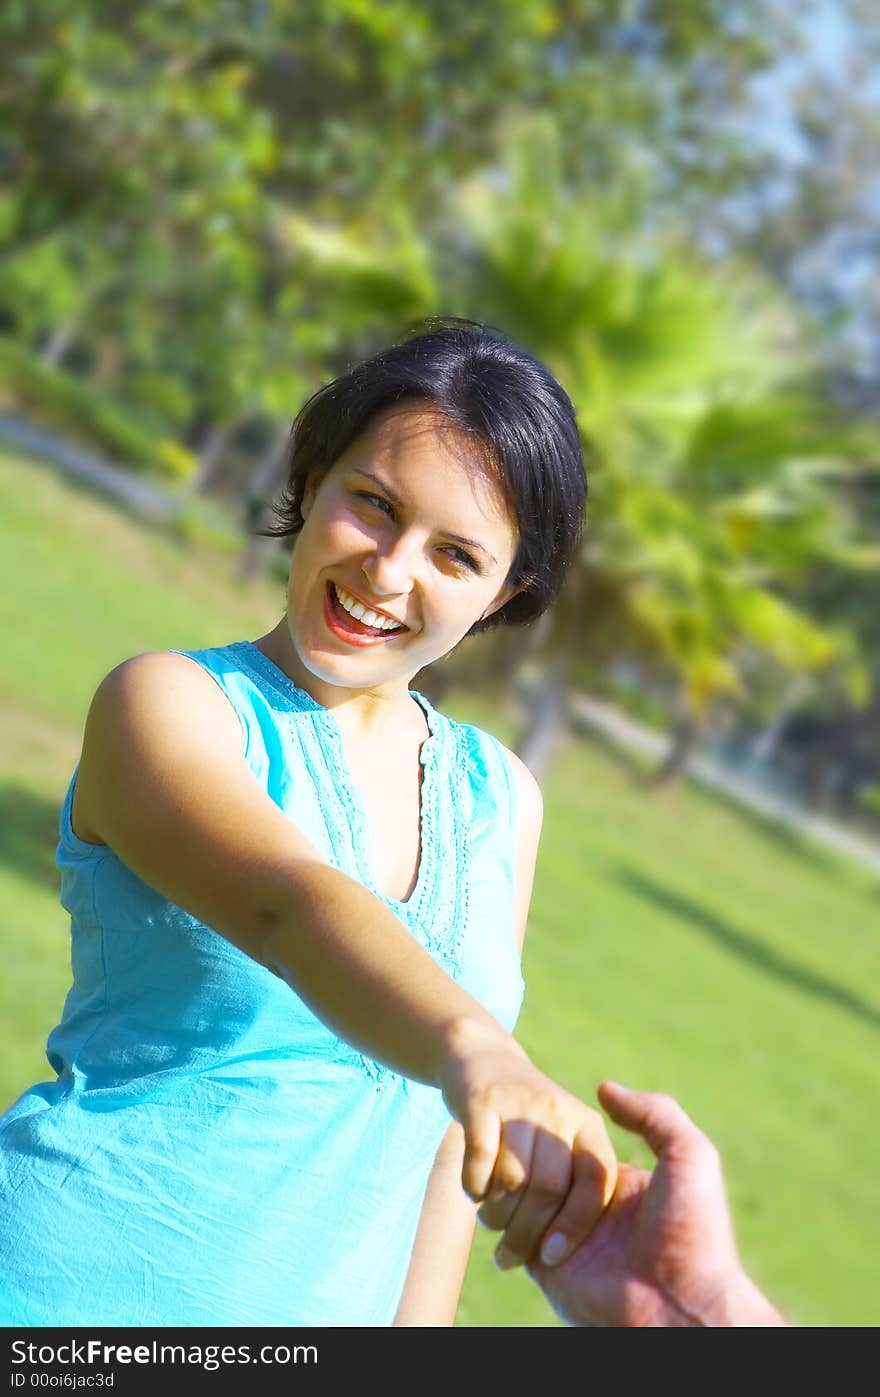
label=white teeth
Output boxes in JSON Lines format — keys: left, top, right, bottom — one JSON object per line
{"left": 333, "top": 584, "right": 403, "bottom": 631}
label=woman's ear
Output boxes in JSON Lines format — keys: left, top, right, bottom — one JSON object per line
{"left": 300, "top": 468, "right": 327, "bottom": 523}
{"left": 480, "top": 578, "right": 527, "bottom": 623}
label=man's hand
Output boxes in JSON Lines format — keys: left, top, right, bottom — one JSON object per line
{"left": 526, "top": 1081, "right": 785, "bottom": 1327}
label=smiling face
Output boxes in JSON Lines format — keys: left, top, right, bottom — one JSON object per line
{"left": 280, "top": 403, "right": 522, "bottom": 704}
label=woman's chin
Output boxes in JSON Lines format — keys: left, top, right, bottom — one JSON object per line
{"left": 288, "top": 635, "right": 412, "bottom": 693}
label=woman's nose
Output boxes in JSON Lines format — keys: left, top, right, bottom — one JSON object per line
{"left": 361, "top": 533, "right": 420, "bottom": 598}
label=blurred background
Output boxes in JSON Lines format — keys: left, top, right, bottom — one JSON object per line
{"left": 0, "top": 0, "right": 878, "bottom": 1325}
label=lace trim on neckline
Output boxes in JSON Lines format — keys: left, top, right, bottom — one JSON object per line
{"left": 235, "top": 639, "right": 438, "bottom": 732}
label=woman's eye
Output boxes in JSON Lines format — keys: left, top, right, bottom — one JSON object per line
{"left": 354, "top": 491, "right": 393, "bottom": 515}
{"left": 442, "top": 546, "right": 480, "bottom": 573}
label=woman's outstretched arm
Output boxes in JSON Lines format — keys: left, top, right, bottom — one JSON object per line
{"left": 75, "top": 651, "right": 613, "bottom": 1271}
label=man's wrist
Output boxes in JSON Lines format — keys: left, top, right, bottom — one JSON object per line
{"left": 700, "top": 1267, "right": 787, "bottom": 1327}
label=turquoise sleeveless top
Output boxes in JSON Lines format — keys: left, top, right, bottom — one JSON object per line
{"left": 0, "top": 641, "right": 525, "bottom": 1326}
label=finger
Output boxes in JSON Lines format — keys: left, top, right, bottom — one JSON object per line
{"left": 461, "top": 1102, "right": 501, "bottom": 1202}
{"left": 477, "top": 1119, "right": 534, "bottom": 1234}
{"left": 490, "top": 1125, "right": 571, "bottom": 1270}
{"left": 526, "top": 1163, "right": 648, "bottom": 1281}
{"left": 598, "top": 1081, "right": 702, "bottom": 1162}
{"left": 534, "top": 1126, "right": 617, "bottom": 1267}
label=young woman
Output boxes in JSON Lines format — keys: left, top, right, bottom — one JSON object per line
{"left": 0, "top": 318, "right": 616, "bottom": 1326}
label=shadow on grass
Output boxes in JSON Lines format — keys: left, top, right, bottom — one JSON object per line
{"left": 570, "top": 725, "right": 855, "bottom": 879}
{"left": 0, "top": 783, "right": 62, "bottom": 890}
{"left": 615, "top": 864, "right": 880, "bottom": 1033}
{"left": 674, "top": 780, "right": 844, "bottom": 877}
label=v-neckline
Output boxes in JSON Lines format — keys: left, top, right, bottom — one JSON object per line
{"left": 239, "top": 640, "right": 439, "bottom": 911}
{"left": 338, "top": 690, "right": 436, "bottom": 909}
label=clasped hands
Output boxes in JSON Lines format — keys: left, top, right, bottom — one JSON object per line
{"left": 438, "top": 1019, "right": 618, "bottom": 1273}
{"left": 440, "top": 1020, "right": 759, "bottom": 1327}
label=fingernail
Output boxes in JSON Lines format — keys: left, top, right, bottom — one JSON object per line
{"left": 494, "top": 1244, "right": 519, "bottom": 1271}
{"left": 539, "top": 1232, "right": 569, "bottom": 1266}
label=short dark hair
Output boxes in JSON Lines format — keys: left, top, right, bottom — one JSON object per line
{"left": 263, "top": 316, "right": 587, "bottom": 634}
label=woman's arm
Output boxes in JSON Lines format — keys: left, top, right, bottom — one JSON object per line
{"left": 76, "top": 653, "right": 612, "bottom": 1267}
{"left": 76, "top": 653, "right": 517, "bottom": 1083}
{"left": 393, "top": 750, "right": 544, "bottom": 1324}
{"left": 393, "top": 1123, "right": 478, "bottom": 1326}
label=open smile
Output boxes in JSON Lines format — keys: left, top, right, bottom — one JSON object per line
{"left": 323, "top": 581, "right": 410, "bottom": 647}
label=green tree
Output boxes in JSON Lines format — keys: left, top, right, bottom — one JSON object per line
{"left": 0, "top": 0, "right": 834, "bottom": 462}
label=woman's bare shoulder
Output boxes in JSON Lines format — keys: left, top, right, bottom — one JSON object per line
{"left": 496, "top": 746, "right": 543, "bottom": 955}
{"left": 450, "top": 715, "right": 544, "bottom": 832}
{"left": 88, "top": 649, "right": 242, "bottom": 742}
{"left": 500, "top": 744, "right": 544, "bottom": 835}
{"left": 73, "top": 650, "right": 244, "bottom": 839}
{"left": 72, "top": 647, "right": 326, "bottom": 951}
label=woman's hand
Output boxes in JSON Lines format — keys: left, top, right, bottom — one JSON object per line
{"left": 437, "top": 1019, "right": 617, "bottom": 1271}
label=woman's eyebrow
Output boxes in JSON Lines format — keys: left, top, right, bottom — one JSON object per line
{"left": 350, "top": 468, "right": 498, "bottom": 564}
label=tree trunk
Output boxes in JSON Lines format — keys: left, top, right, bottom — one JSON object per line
{"left": 41, "top": 316, "right": 80, "bottom": 368}
{"left": 747, "top": 674, "right": 808, "bottom": 766}
{"left": 516, "top": 653, "right": 570, "bottom": 780}
{"left": 87, "top": 338, "right": 124, "bottom": 389}
{"left": 193, "top": 421, "right": 237, "bottom": 493}
{"left": 649, "top": 711, "right": 702, "bottom": 787}
{"left": 236, "top": 424, "right": 292, "bottom": 582}
{"left": 242, "top": 421, "right": 292, "bottom": 508}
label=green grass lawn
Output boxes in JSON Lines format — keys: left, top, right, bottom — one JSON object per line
{"left": 2, "top": 447, "right": 878, "bottom": 1327}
